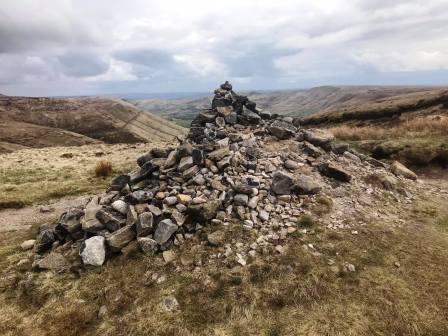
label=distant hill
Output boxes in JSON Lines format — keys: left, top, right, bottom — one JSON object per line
{"left": 0, "top": 96, "right": 186, "bottom": 153}
{"left": 133, "top": 86, "right": 445, "bottom": 123}
{"left": 298, "top": 89, "right": 448, "bottom": 167}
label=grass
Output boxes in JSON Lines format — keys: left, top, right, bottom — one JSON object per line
{"left": 0, "top": 143, "right": 155, "bottom": 209}
{"left": 1, "top": 196, "right": 447, "bottom": 336}
{"left": 329, "top": 116, "right": 448, "bottom": 141}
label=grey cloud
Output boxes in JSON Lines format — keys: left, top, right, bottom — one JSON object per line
{"left": 58, "top": 51, "right": 110, "bottom": 77}
{"left": 218, "top": 40, "right": 298, "bottom": 77}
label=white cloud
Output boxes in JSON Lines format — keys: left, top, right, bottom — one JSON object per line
{"left": 0, "top": 0, "right": 447, "bottom": 95}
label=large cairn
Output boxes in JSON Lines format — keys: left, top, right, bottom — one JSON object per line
{"left": 31, "top": 81, "right": 405, "bottom": 269}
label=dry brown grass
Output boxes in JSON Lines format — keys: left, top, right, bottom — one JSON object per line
{"left": 329, "top": 116, "right": 448, "bottom": 141}
{"left": 95, "top": 159, "right": 113, "bottom": 177}
{"left": 0, "top": 143, "right": 166, "bottom": 208}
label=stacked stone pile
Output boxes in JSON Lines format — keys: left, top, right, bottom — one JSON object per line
{"left": 30, "top": 81, "right": 417, "bottom": 269}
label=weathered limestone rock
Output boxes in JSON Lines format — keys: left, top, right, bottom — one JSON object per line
{"left": 271, "top": 171, "right": 294, "bottom": 195}
{"left": 136, "top": 212, "right": 153, "bottom": 237}
{"left": 106, "top": 225, "right": 136, "bottom": 252}
{"left": 80, "top": 236, "right": 106, "bottom": 266}
{"left": 303, "top": 129, "right": 335, "bottom": 150}
{"left": 294, "top": 175, "right": 321, "bottom": 194}
{"left": 268, "top": 120, "right": 297, "bottom": 139}
{"left": 96, "top": 208, "right": 126, "bottom": 232}
{"left": 138, "top": 237, "right": 158, "bottom": 256}
{"left": 391, "top": 161, "right": 417, "bottom": 180}
{"left": 82, "top": 197, "right": 104, "bottom": 233}
{"left": 154, "top": 219, "right": 178, "bottom": 245}
{"left": 59, "top": 208, "right": 84, "bottom": 233}
{"left": 319, "top": 163, "right": 352, "bottom": 182}
{"left": 208, "top": 147, "right": 230, "bottom": 161}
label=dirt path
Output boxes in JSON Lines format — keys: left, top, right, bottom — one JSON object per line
{"left": 0, "top": 194, "right": 91, "bottom": 232}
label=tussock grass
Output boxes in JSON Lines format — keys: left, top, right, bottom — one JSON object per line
{"left": 95, "top": 159, "right": 113, "bottom": 177}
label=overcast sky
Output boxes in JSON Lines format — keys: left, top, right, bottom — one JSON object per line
{"left": 1, "top": 0, "right": 448, "bottom": 96}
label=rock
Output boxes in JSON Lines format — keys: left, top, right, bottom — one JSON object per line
{"left": 80, "top": 236, "right": 106, "bottom": 266}
{"left": 20, "top": 239, "right": 35, "bottom": 251}
{"left": 96, "top": 208, "right": 126, "bottom": 232}
{"left": 215, "top": 116, "right": 225, "bottom": 127}
{"left": 162, "top": 250, "right": 176, "bottom": 263}
{"left": 303, "top": 129, "right": 334, "bottom": 149}
{"left": 182, "top": 165, "right": 199, "bottom": 179}
{"left": 217, "top": 156, "right": 232, "bottom": 170}
{"left": 259, "top": 210, "right": 269, "bottom": 222}
{"left": 35, "top": 252, "right": 68, "bottom": 271}
{"left": 193, "top": 174, "right": 206, "bottom": 185}
{"left": 233, "top": 183, "right": 253, "bottom": 194}
{"left": 126, "top": 205, "right": 138, "bottom": 226}
{"left": 248, "top": 196, "right": 259, "bottom": 209}
{"left": 111, "top": 200, "right": 128, "bottom": 215}
{"left": 171, "top": 210, "right": 186, "bottom": 226}
{"left": 164, "top": 196, "right": 178, "bottom": 206}
{"left": 332, "top": 142, "right": 349, "bottom": 155}
{"left": 319, "top": 163, "right": 352, "bottom": 182}
{"left": 109, "top": 174, "right": 130, "bottom": 191}
{"left": 343, "top": 151, "right": 361, "bottom": 163}
{"left": 225, "top": 112, "right": 237, "bottom": 125}
{"left": 138, "top": 237, "right": 158, "bottom": 256}
{"left": 34, "top": 229, "right": 56, "bottom": 254}
{"left": 154, "top": 219, "right": 178, "bottom": 245}
{"left": 208, "top": 147, "right": 230, "bottom": 161}
{"left": 125, "top": 190, "right": 153, "bottom": 204}
{"left": 234, "top": 194, "right": 249, "bottom": 206}
{"left": 148, "top": 204, "right": 162, "bottom": 217}
{"left": 391, "top": 161, "right": 417, "bottom": 180}
{"left": 137, "top": 212, "right": 153, "bottom": 237}
{"left": 302, "top": 141, "right": 323, "bottom": 158}
{"left": 271, "top": 171, "right": 294, "bottom": 195}
{"left": 207, "top": 230, "right": 225, "bottom": 246}
{"left": 191, "top": 149, "right": 204, "bottom": 165}
{"left": 137, "top": 151, "right": 152, "bottom": 167}
{"left": 239, "top": 109, "right": 261, "bottom": 125}
{"left": 177, "top": 194, "right": 192, "bottom": 204}
{"left": 164, "top": 150, "right": 178, "bottom": 168}
{"left": 187, "top": 200, "right": 221, "bottom": 222}
{"left": 284, "top": 159, "right": 300, "bottom": 170}
{"left": 294, "top": 175, "right": 321, "bottom": 194}
{"left": 161, "top": 296, "right": 179, "bottom": 312}
{"left": 216, "top": 105, "right": 234, "bottom": 117}
{"left": 82, "top": 197, "right": 104, "bottom": 233}
{"left": 178, "top": 156, "right": 194, "bottom": 172}
{"left": 106, "top": 225, "right": 136, "bottom": 252}
{"left": 268, "top": 120, "right": 297, "bottom": 139}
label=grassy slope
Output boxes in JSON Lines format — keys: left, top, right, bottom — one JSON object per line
{"left": 300, "top": 90, "right": 448, "bottom": 167}
{"left": 0, "top": 96, "right": 186, "bottom": 152}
